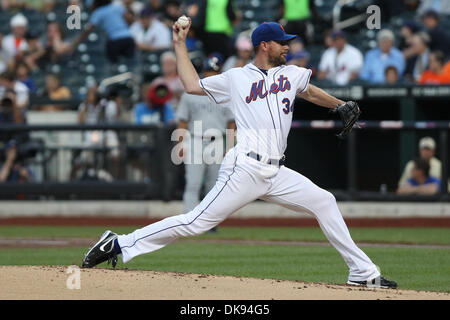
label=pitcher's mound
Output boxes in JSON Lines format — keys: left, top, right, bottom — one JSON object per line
{"left": 0, "top": 266, "right": 448, "bottom": 300}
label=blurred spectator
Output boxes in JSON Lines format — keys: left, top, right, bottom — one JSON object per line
{"left": 281, "top": 0, "right": 321, "bottom": 46}
{"left": 223, "top": 35, "right": 253, "bottom": 71}
{"left": 42, "top": 0, "right": 57, "bottom": 13}
{"left": 185, "top": 28, "right": 203, "bottom": 52}
{"left": 0, "top": 141, "right": 34, "bottom": 183}
{"left": 284, "top": 36, "right": 308, "bottom": 68}
{"left": 130, "top": 8, "right": 172, "bottom": 52}
{"left": 161, "top": 0, "right": 182, "bottom": 29}
{"left": 399, "top": 136, "right": 441, "bottom": 188}
{"left": 0, "top": 36, "right": 6, "bottom": 74}
{"left": 39, "top": 73, "right": 71, "bottom": 111}
{"left": 148, "top": 0, "right": 165, "bottom": 19}
{"left": 287, "top": 50, "right": 309, "bottom": 68}
{"left": 129, "top": 82, "right": 174, "bottom": 182}
{"left": 2, "top": 13, "right": 29, "bottom": 64}
{"left": 197, "top": 0, "right": 240, "bottom": 58}
{"left": 14, "top": 61, "right": 36, "bottom": 94}
{"left": 417, "top": 0, "right": 450, "bottom": 16}
{"left": 317, "top": 30, "right": 363, "bottom": 86}
{"left": 286, "top": 37, "right": 310, "bottom": 68}
{"left": 404, "top": 32, "right": 431, "bottom": 82}
{"left": 100, "top": 88, "right": 122, "bottom": 179}
{"left": 72, "top": 85, "right": 101, "bottom": 180}
{"left": 118, "top": 0, "right": 144, "bottom": 24}
{"left": 0, "top": 144, "right": 33, "bottom": 182}
{"left": 134, "top": 82, "right": 175, "bottom": 124}
{"left": 123, "top": 0, "right": 144, "bottom": 15}
{"left": 384, "top": 66, "right": 400, "bottom": 84}
{"left": 68, "top": 0, "right": 136, "bottom": 64}
{"left": 73, "top": 85, "right": 121, "bottom": 180}
{"left": 404, "top": 0, "right": 421, "bottom": 12}
{"left": 323, "top": 29, "right": 333, "bottom": 50}
{"left": 181, "top": 0, "right": 205, "bottom": 50}
{"left": 0, "top": 89, "right": 33, "bottom": 183}
{"left": 286, "top": 37, "right": 306, "bottom": 59}
{"left": 0, "top": 89, "right": 24, "bottom": 125}
{"left": 360, "top": 29, "right": 405, "bottom": 84}
{"left": 78, "top": 86, "right": 102, "bottom": 125}
{"left": 185, "top": 0, "right": 204, "bottom": 33}
{"left": 0, "top": 70, "right": 29, "bottom": 109}
{"left": 421, "top": 9, "right": 450, "bottom": 56}
{"left": 1, "top": 0, "right": 44, "bottom": 12}
{"left": 444, "top": 59, "right": 450, "bottom": 75}
{"left": 399, "top": 21, "right": 419, "bottom": 52}
{"left": 419, "top": 50, "right": 450, "bottom": 84}
{"left": 22, "top": 30, "right": 45, "bottom": 71}
{"left": 374, "top": 0, "right": 405, "bottom": 22}
{"left": 397, "top": 158, "right": 440, "bottom": 195}
{"left": 153, "top": 51, "right": 184, "bottom": 109}
{"left": 38, "top": 22, "right": 73, "bottom": 65}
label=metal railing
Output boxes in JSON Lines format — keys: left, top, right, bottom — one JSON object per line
{"left": 0, "top": 121, "right": 448, "bottom": 201}
{"left": 291, "top": 120, "right": 449, "bottom": 201}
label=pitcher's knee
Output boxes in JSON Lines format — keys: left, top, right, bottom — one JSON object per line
{"left": 315, "top": 189, "right": 337, "bottom": 210}
{"left": 323, "top": 190, "right": 337, "bottom": 204}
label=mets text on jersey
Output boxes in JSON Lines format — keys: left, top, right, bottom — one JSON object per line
{"left": 246, "top": 75, "right": 291, "bottom": 103}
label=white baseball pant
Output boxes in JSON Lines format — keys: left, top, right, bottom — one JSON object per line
{"left": 117, "top": 148, "right": 380, "bottom": 282}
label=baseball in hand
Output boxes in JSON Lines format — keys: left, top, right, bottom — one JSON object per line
{"left": 177, "top": 15, "right": 189, "bottom": 29}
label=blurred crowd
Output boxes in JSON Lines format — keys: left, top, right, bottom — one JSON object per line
{"left": 0, "top": 1, "right": 449, "bottom": 112}
{"left": 0, "top": 0, "right": 448, "bottom": 194}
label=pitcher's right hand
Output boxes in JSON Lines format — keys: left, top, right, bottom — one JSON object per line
{"left": 172, "top": 18, "right": 191, "bottom": 46}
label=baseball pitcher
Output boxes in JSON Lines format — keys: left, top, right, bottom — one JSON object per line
{"left": 82, "top": 20, "right": 397, "bottom": 289}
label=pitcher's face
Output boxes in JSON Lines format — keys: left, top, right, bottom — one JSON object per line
{"left": 266, "top": 40, "right": 290, "bottom": 67}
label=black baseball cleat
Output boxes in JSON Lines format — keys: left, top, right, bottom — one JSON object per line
{"left": 82, "top": 230, "right": 119, "bottom": 268}
{"left": 347, "top": 276, "right": 398, "bottom": 289}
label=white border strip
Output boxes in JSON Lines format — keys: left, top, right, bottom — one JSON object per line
{"left": 0, "top": 201, "right": 449, "bottom": 218}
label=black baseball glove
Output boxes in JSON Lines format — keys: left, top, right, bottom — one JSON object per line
{"left": 331, "top": 101, "right": 361, "bottom": 139}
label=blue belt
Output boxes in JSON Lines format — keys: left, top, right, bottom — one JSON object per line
{"left": 246, "top": 152, "right": 286, "bottom": 167}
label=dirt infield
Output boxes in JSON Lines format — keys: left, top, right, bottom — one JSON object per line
{"left": 0, "top": 266, "right": 448, "bottom": 300}
{"left": 1, "top": 216, "right": 450, "bottom": 227}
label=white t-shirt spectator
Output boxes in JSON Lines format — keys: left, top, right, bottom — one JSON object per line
{"left": 130, "top": 19, "right": 171, "bottom": 50}
{"left": 318, "top": 44, "right": 363, "bottom": 86}
{"left": 114, "top": 0, "right": 145, "bottom": 15}
{"left": 1, "top": 34, "right": 28, "bottom": 62}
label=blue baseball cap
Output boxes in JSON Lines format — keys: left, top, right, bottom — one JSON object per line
{"left": 251, "top": 22, "right": 297, "bottom": 47}
{"left": 331, "top": 29, "right": 346, "bottom": 39}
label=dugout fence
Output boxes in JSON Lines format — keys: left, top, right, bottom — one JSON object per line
{"left": 0, "top": 121, "right": 448, "bottom": 201}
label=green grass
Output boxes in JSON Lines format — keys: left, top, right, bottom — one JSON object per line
{"left": 0, "top": 242, "right": 449, "bottom": 292}
{"left": 0, "top": 226, "right": 449, "bottom": 245}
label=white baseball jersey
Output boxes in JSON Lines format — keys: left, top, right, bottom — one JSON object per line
{"left": 199, "top": 63, "right": 312, "bottom": 159}
{"left": 318, "top": 44, "right": 363, "bottom": 86}
{"left": 117, "top": 62, "right": 380, "bottom": 283}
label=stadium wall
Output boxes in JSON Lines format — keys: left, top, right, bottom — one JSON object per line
{"left": 0, "top": 200, "right": 449, "bottom": 218}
